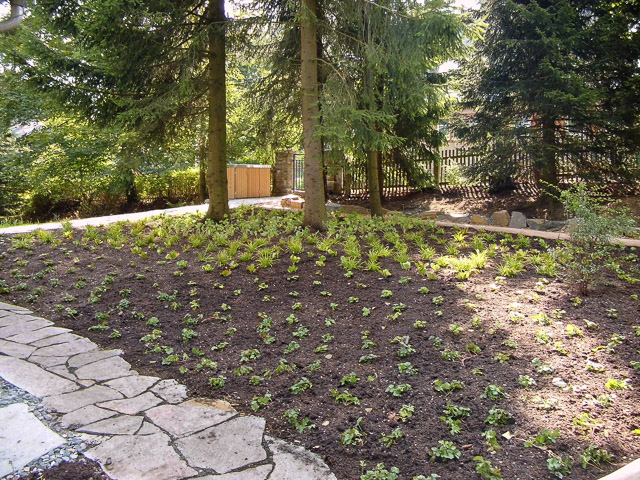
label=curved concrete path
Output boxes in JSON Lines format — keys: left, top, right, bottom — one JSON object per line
{"left": 0, "top": 301, "right": 336, "bottom": 480}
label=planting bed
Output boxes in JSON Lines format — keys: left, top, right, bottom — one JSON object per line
{"left": 1, "top": 207, "right": 639, "bottom": 480}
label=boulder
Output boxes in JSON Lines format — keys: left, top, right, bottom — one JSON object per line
{"left": 470, "top": 215, "right": 491, "bottom": 226}
{"left": 509, "top": 211, "right": 527, "bottom": 229}
{"left": 527, "top": 218, "right": 545, "bottom": 230}
{"left": 325, "top": 203, "right": 341, "bottom": 213}
{"left": 280, "top": 194, "right": 304, "bottom": 209}
{"left": 492, "top": 210, "right": 510, "bottom": 227}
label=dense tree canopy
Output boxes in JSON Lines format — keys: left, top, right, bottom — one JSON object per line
{"left": 457, "top": 0, "right": 640, "bottom": 198}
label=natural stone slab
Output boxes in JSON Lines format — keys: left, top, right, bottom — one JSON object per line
{"left": 137, "top": 421, "right": 163, "bottom": 436}
{"left": 0, "top": 318, "right": 53, "bottom": 339}
{"left": 0, "top": 339, "right": 36, "bottom": 359}
{"left": 59, "top": 405, "right": 117, "bottom": 429}
{"left": 6, "top": 326, "right": 72, "bottom": 345}
{"left": 47, "top": 365, "right": 76, "bottom": 381}
{"left": 74, "top": 356, "right": 133, "bottom": 382}
{"left": 0, "top": 315, "right": 18, "bottom": 327}
{"left": 492, "top": 210, "right": 510, "bottom": 227}
{"left": 30, "top": 355, "right": 68, "bottom": 368}
{"left": 0, "top": 356, "right": 78, "bottom": 397}
{"left": 98, "top": 391, "right": 162, "bottom": 415}
{"left": 32, "top": 332, "right": 86, "bottom": 347}
{"left": 33, "top": 338, "right": 97, "bottom": 357}
{"left": 85, "top": 432, "right": 197, "bottom": 480}
{"left": 150, "top": 379, "right": 187, "bottom": 404}
{"left": 105, "top": 375, "right": 159, "bottom": 398}
{"left": 266, "top": 436, "right": 337, "bottom": 480}
{"left": 198, "top": 464, "right": 273, "bottom": 480}
{"left": 0, "top": 302, "right": 31, "bottom": 313}
{"left": 509, "top": 211, "right": 527, "bottom": 228}
{"left": 175, "top": 416, "right": 267, "bottom": 473}
{"left": 68, "top": 349, "right": 122, "bottom": 369}
{"left": 44, "top": 385, "right": 123, "bottom": 413}
{"left": 599, "top": 458, "right": 640, "bottom": 480}
{"left": 79, "top": 415, "right": 144, "bottom": 435}
{"left": 146, "top": 399, "right": 236, "bottom": 438}
{"left": 0, "top": 403, "right": 65, "bottom": 478}
{"left": 420, "top": 210, "right": 442, "bottom": 221}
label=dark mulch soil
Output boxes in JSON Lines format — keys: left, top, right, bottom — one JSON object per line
{"left": 1, "top": 210, "right": 639, "bottom": 480}
{"left": 24, "top": 460, "right": 109, "bottom": 480}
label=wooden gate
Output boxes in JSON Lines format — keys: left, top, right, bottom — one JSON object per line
{"left": 227, "top": 165, "right": 271, "bottom": 199}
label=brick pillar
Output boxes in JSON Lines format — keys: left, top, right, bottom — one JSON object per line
{"left": 273, "top": 151, "right": 295, "bottom": 195}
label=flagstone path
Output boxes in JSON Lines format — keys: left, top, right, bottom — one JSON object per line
{"left": 0, "top": 301, "right": 336, "bottom": 480}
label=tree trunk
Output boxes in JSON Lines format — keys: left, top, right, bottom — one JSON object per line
{"left": 534, "top": 116, "right": 559, "bottom": 207}
{"left": 198, "top": 135, "right": 208, "bottom": 203}
{"left": 204, "top": 0, "right": 229, "bottom": 221}
{"left": 367, "top": 149, "right": 383, "bottom": 217}
{"left": 300, "top": 0, "right": 327, "bottom": 230}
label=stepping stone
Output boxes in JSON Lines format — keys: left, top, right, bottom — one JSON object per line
{"left": 33, "top": 338, "right": 97, "bottom": 357}
{"left": 0, "top": 317, "right": 53, "bottom": 339}
{"left": 0, "top": 403, "right": 65, "bottom": 477}
{"left": 97, "top": 391, "right": 162, "bottom": 415}
{"left": 59, "top": 405, "right": 117, "bottom": 429}
{"left": 105, "top": 375, "right": 159, "bottom": 398}
{"left": 6, "top": 326, "right": 72, "bottom": 345}
{"left": 0, "top": 339, "right": 36, "bottom": 359}
{"left": 78, "top": 415, "right": 144, "bottom": 435}
{"left": 44, "top": 385, "right": 123, "bottom": 413}
{"left": 146, "top": 399, "right": 236, "bottom": 438}
{"left": 68, "top": 349, "right": 123, "bottom": 369}
{"left": 137, "top": 421, "right": 163, "bottom": 436}
{"left": 266, "top": 436, "right": 337, "bottom": 480}
{"left": 0, "top": 356, "right": 78, "bottom": 397}
{"left": 0, "top": 302, "right": 31, "bottom": 313}
{"left": 47, "top": 365, "right": 76, "bottom": 381}
{"left": 74, "top": 356, "right": 133, "bottom": 382}
{"left": 198, "top": 464, "right": 273, "bottom": 480}
{"left": 0, "top": 315, "right": 18, "bottom": 327}
{"left": 31, "top": 332, "right": 86, "bottom": 347}
{"left": 30, "top": 355, "right": 68, "bottom": 368}
{"left": 175, "top": 416, "right": 267, "bottom": 473}
{"left": 150, "top": 379, "right": 187, "bottom": 404}
{"left": 85, "top": 432, "right": 197, "bottom": 480}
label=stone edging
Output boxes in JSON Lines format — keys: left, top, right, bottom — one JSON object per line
{"left": 0, "top": 301, "right": 336, "bottom": 480}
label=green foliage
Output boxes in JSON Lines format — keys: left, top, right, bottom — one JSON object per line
{"left": 429, "top": 440, "right": 461, "bottom": 461}
{"left": 474, "top": 456, "right": 503, "bottom": 480}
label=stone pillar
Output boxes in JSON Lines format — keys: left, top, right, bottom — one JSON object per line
{"left": 272, "top": 151, "right": 295, "bottom": 195}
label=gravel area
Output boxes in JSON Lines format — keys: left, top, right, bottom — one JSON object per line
{"left": 0, "top": 378, "right": 90, "bottom": 479}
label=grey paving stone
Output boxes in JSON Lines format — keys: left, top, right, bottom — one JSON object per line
{"left": 47, "top": 365, "right": 76, "bottom": 381}
{"left": 0, "top": 315, "right": 17, "bottom": 327}
{"left": 59, "top": 405, "right": 117, "bottom": 429}
{"left": 84, "top": 432, "right": 197, "bottom": 480}
{"left": 0, "top": 356, "right": 78, "bottom": 397}
{"left": 0, "top": 403, "right": 65, "bottom": 477}
{"left": 6, "top": 326, "right": 72, "bottom": 345}
{"left": 105, "top": 375, "right": 159, "bottom": 398}
{"left": 31, "top": 332, "right": 86, "bottom": 347}
{"left": 74, "top": 356, "right": 133, "bottom": 382}
{"left": 97, "top": 391, "right": 162, "bottom": 415}
{"left": 68, "top": 349, "right": 123, "bottom": 369}
{"left": 150, "top": 379, "right": 188, "bottom": 404}
{"left": 175, "top": 416, "right": 267, "bottom": 473}
{"left": 29, "top": 355, "right": 68, "bottom": 368}
{"left": 78, "top": 379, "right": 95, "bottom": 387}
{"left": 78, "top": 415, "right": 144, "bottom": 435}
{"left": 136, "top": 421, "right": 162, "bottom": 436}
{"left": 33, "top": 338, "right": 97, "bottom": 357}
{"left": 0, "top": 339, "right": 36, "bottom": 359}
{"left": 146, "top": 398, "right": 236, "bottom": 438}
{"left": 44, "top": 385, "right": 123, "bottom": 413}
{"left": 0, "top": 317, "right": 53, "bottom": 339}
{"left": 0, "top": 302, "right": 31, "bottom": 313}
{"left": 266, "top": 436, "right": 337, "bottom": 480}
{"left": 197, "top": 464, "right": 273, "bottom": 480}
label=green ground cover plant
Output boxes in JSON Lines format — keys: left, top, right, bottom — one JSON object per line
{"left": 0, "top": 205, "right": 638, "bottom": 480}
